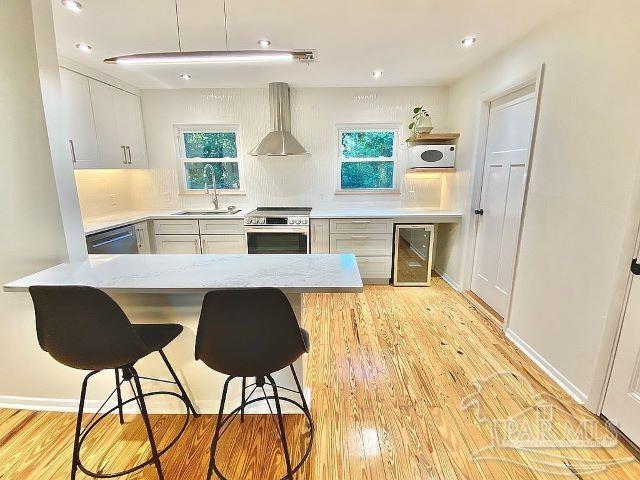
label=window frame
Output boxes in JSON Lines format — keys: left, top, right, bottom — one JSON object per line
{"left": 174, "top": 124, "right": 246, "bottom": 195}
{"left": 335, "top": 123, "right": 401, "bottom": 194}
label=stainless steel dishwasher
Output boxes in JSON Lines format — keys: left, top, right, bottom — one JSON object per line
{"left": 86, "top": 225, "right": 139, "bottom": 254}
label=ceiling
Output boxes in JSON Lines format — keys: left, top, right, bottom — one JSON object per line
{"left": 51, "top": 0, "right": 574, "bottom": 89}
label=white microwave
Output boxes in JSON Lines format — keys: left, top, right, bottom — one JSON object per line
{"left": 408, "top": 144, "right": 456, "bottom": 169}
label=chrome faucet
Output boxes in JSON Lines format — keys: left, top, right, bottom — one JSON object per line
{"left": 203, "top": 164, "right": 219, "bottom": 210}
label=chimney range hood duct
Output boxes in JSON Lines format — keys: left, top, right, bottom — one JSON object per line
{"left": 249, "top": 82, "right": 307, "bottom": 156}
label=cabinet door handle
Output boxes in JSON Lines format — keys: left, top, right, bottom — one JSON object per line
{"left": 351, "top": 220, "right": 371, "bottom": 224}
{"left": 126, "top": 146, "right": 132, "bottom": 164}
{"left": 121, "top": 146, "right": 127, "bottom": 164}
{"left": 69, "top": 140, "right": 77, "bottom": 163}
{"left": 351, "top": 235, "right": 370, "bottom": 240}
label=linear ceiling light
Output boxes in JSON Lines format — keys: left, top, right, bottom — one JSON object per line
{"left": 104, "top": 0, "right": 315, "bottom": 66}
{"left": 105, "top": 50, "right": 313, "bottom": 65}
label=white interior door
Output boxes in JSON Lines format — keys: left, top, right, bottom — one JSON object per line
{"left": 471, "top": 85, "right": 537, "bottom": 317}
{"left": 603, "top": 244, "right": 640, "bottom": 446}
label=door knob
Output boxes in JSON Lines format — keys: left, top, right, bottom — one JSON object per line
{"left": 474, "top": 208, "right": 484, "bottom": 215}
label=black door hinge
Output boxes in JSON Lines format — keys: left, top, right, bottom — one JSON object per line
{"left": 474, "top": 209, "right": 484, "bottom": 215}
{"left": 631, "top": 258, "right": 640, "bottom": 275}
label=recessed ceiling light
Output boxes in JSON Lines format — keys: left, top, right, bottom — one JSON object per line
{"left": 372, "top": 70, "right": 383, "bottom": 79}
{"left": 461, "top": 36, "right": 477, "bottom": 47}
{"left": 180, "top": 73, "right": 192, "bottom": 80}
{"left": 75, "top": 43, "right": 92, "bottom": 53}
{"left": 61, "top": 0, "right": 82, "bottom": 13}
{"left": 257, "top": 39, "right": 271, "bottom": 49}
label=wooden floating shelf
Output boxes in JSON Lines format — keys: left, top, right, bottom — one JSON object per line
{"left": 406, "top": 132, "right": 460, "bottom": 144}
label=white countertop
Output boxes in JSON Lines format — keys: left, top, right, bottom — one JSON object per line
{"left": 83, "top": 207, "right": 462, "bottom": 235}
{"left": 309, "top": 208, "right": 462, "bottom": 221}
{"left": 3, "top": 254, "right": 364, "bottom": 294}
{"left": 83, "top": 209, "right": 245, "bottom": 235}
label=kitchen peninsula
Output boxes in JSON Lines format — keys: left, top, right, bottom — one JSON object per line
{"left": 4, "top": 253, "right": 363, "bottom": 413}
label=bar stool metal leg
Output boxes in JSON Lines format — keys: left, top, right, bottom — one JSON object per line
{"left": 267, "top": 375, "right": 294, "bottom": 479}
{"left": 207, "top": 376, "right": 233, "bottom": 480}
{"left": 71, "top": 371, "right": 97, "bottom": 480}
{"left": 114, "top": 368, "right": 124, "bottom": 425}
{"left": 158, "top": 349, "right": 199, "bottom": 417}
{"left": 129, "top": 366, "right": 165, "bottom": 480}
{"left": 241, "top": 377, "right": 246, "bottom": 423}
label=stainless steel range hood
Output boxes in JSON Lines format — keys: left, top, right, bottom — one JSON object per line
{"left": 249, "top": 82, "right": 308, "bottom": 156}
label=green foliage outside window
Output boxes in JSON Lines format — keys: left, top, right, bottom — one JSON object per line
{"left": 341, "top": 161, "right": 394, "bottom": 189}
{"left": 183, "top": 132, "right": 237, "bottom": 159}
{"left": 185, "top": 162, "right": 240, "bottom": 190}
{"left": 340, "top": 130, "right": 395, "bottom": 189}
{"left": 341, "top": 131, "right": 394, "bottom": 158}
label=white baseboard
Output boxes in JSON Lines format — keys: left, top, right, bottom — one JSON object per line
{"left": 0, "top": 387, "right": 312, "bottom": 416}
{"left": 433, "top": 267, "right": 461, "bottom": 291}
{"left": 505, "top": 329, "right": 587, "bottom": 405}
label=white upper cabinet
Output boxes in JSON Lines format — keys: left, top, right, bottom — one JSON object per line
{"left": 117, "top": 89, "right": 147, "bottom": 168}
{"left": 58, "top": 68, "right": 99, "bottom": 168}
{"left": 89, "top": 78, "right": 148, "bottom": 169}
{"left": 89, "top": 79, "right": 126, "bottom": 168}
{"left": 60, "top": 68, "right": 148, "bottom": 170}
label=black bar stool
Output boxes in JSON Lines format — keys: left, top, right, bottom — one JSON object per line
{"left": 29, "top": 285, "right": 199, "bottom": 480}
{"left": 195, "top": 288, "right": 314, "bottom": 480}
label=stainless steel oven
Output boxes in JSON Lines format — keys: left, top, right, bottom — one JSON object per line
{"left": 245, "top": 226, "right": 309, "bottom": 254}
{"left": 244, "top": 207, "right": 311, "bottom": 255}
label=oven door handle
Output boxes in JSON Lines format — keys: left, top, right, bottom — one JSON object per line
{"left": 244, "top": 227, "right": 309, "bottom": 234}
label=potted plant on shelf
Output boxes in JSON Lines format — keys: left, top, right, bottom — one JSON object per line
{"left": 408, "top": 106, "right": 433, "bottom": 136}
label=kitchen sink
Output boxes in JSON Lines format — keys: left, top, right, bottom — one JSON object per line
{"left": 174, "top": 209, "right": 241, "bottom": 216}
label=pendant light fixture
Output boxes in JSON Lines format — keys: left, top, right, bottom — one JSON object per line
{"left": 104, "top": 0, "right": 314, "bottom": 65}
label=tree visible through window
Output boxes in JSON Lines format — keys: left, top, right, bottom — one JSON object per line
{"left": 176, "top": 127, "right": 241, "bottom": 191}
{"left": 339, "top": 128, "right": 397, "bottom": 190}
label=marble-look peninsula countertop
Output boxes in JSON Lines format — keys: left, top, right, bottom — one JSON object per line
{"left": 3, "top": 254, "right": 364, "bottom": 294}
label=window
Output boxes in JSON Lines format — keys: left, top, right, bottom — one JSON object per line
{"left": 337, "top": 125, "right": 399, "bottom": 192}
{"left": 175, "top": 125, "right": 242, "bottom": 192}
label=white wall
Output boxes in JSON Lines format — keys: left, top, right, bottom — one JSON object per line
{"left": 135, "top": 86, "right": 449, "bottom": 211}
{"left": 444, "top": 0, "right": 640, "bottom": 403}
{"left": 0, "top": 0, "right": 74, "bottom": 400}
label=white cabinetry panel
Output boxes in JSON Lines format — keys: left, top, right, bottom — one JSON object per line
{"left": 311, "top": 219, "right": 330, "bottom": 253}
{"left": 330, "top": 233, "right": 393, "bottom": 257}
{"left": 59, "top": 68, "right": 99, "bottom": 169}
{"left": 153, "top": 219, "right": 200, "bottom": 235}
{"left": 201, "top": 234, "right": 246, "bottom": 254}
{"left": 155, "top": 234, "right": 201, "bottom": 254}
{"left": 199, "top": 219, "right": 244, "bottom": 235}
{"left": 330, "top": 218, "right": 393, "bottom": 234}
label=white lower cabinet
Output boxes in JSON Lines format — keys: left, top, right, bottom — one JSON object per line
{"left": 356, "top": 257, "right": 393, "bottom": 282}
{"left": 134, "top": 221, "right": 152, "bottom": 254}
{"left": 310, "top": 219, "right": 330, "bottom": 253}
{"left": 330, "top": 233, "right": 393, "bottom": 257}
{"left": 155, "top": 234, "right": 201, "bottom": 254}
{"left": 327, "top": 217, "right": 394, "bottom": 283}
{"left": 201, "top": 234, "right": 247, "bottom": 254}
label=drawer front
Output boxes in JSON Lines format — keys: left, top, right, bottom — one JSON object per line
{"left": 199, "top": 219, "right": 245, "bottom": 235}
{"left": 154, "top": 234, "right": 201, "bottom": 254}
{"left": 330, "top": 218, "right": 393, "bottom": 234}
{"left": 330, "top": 233, "right": 393, "bottom": 257}
{"left": 356, "top": 256, "right": 392, "bottom": 279}
{"left": 201, "top": 234, "right": 247, "bottom": 254}
{"left": 153, "top": 219, "right": 199, "bottom": 235}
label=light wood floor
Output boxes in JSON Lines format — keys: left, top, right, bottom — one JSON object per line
{"left": 1, "top": 282, "right": 639, "bottom": 479}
